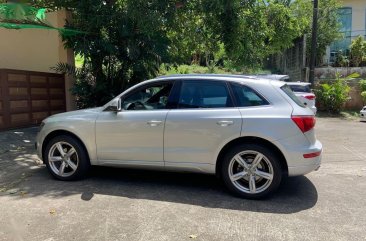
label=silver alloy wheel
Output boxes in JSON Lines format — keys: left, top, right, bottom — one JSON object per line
{"left": 228, "top": 150, "right": 274, "bottom": 194}
{"left": 48, "top": 141, "right": 79, "bottom": 177}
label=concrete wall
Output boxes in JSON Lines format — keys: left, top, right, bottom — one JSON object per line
{"left": 0, "top": 10, "right": 76, "bottom": 111}
{"left": 315, "top": 67, "right": 366, "bottom": 79}
{"left": 315, "top": 67, "right": 365, "bottom": 110}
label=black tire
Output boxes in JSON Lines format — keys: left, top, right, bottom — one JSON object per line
{"left": 44, "top": 135, "right": 90, "bottom": 181}
{"left": 220, "top": 143, "right": 282, "bottom": 199}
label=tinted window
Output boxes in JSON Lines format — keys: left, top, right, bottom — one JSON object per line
{"left": 178, "top": 80, "right": 232, "bottom": 108}
{"left": 281, "top": 84, "right": 306, "bottom": 108}
{"left": 122, "top": 82, "right": 173, "bottom": 110}
{"left": 231, "top": 83, "right": 269, "bottom": 107}
{"left": 288, "top": 84, "right": 311, "bottom": 93}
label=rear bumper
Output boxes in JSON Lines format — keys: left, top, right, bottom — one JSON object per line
{"left": 288, "top": 156, "right": 321, "bottom": 176}
{"left": 310, "top": 106, "right": 317, "bottom": 114}
{"left": 360, "top": 111, "right": 366, "bottom": 120}
{"left": 287, "top": 140, "right": 322, "bottom": 176}
{"left": 274, "top": 137, "right": 322, "bottom": 177}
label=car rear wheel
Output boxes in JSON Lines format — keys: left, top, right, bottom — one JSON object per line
{"left": 221, "top": 143, "right": 282, "bottom": 199}
{"left": 44, "top": 135, "right": 90, "bottom": 181}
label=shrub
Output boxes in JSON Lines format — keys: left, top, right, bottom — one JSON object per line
{"left": 360, "top": 79, "right": 366, "bottom": 104}
{"left": 315, "top": 74, "right": 351, "bottom": 113}
{"left": 334, "top": 50, "right": 349, "bottom": 67}
{"left": 350, "top": 36, "right": 366, "bottom": 67}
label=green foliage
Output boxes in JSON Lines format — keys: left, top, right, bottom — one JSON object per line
{"left": 360, "top": 79, "right": 366, "bottom": 104}
{"left": 334, "top": 50, "right": 349, "bottom": 67}
{"left": 159, "top": 64, "right": 236, "bottom": 75}
{"left": 28, "top": 0, "right": 342, "bottom": 108}
{"left": 294, "top": 0, "right": 342, "bottom": 65}
{"left": 350, "top": 36, "right": 366, "bottom": 67}
{"left": 52, "top": 62, "right": 114, "bottom": 109}
{"left": 315, "top": 74, "right": 351, "bottom": 113}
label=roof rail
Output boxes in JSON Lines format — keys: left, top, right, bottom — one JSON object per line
{"left": 156, "top": 74, "right": 259, "bottom": 79}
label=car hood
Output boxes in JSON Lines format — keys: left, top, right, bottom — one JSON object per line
{"left": 44, "top": 107, "right": 103, "bottom": 123}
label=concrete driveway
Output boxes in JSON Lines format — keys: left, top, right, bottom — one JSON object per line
{"left": 0, "top": 117, "right": 365, "bottom": 241}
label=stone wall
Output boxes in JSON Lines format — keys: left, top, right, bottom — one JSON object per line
{"left": 315, "top": 67, "right": 366, "bottom": 79}
{"left": 315, "top": 67, "right": 365, "bottom": 110}
{"left": 266, "top": 36, "right": 308, "bottom": 82}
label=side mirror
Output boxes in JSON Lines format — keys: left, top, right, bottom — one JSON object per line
{"left": 105, "top": 99, "right": 122, "bottom": 112}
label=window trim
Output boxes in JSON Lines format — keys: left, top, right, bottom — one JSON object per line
{"left": 174, "top": 79, "right": 236, "bottom": 109}
{"left": 228, "top": 82, "right": 272, "bottom": 108}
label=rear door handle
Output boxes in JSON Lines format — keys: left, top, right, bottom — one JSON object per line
{"left": 147, "top": 120, "right": 163, "bottom": 126}
{"left": 217, "top": 120, "right": 234, "bottom": 127}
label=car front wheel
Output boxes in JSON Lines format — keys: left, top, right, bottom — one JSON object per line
{"left": 44, "top": 135, "right": 90, "bottom": 181}
{"left": 221, "top": 143, "right": 282, "bottom": 199}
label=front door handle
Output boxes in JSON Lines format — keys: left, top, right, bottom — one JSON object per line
{"left": 217, "top": 120, "right": 234, "bottom": 127}
{"left": 147, "top": 120, "right": 163, "bottom": 126}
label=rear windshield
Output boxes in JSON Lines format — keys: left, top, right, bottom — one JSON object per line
{"left": 288, "top": 84, "right": 311, "bottom": 93}
{"left": 280, "top": 85, "right": 306, "bottom": 108}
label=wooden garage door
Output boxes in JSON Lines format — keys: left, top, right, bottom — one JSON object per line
{"left": 0, "top": 69, "right": 66, "bottom": 130}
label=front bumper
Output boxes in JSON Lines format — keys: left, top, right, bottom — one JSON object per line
{"left": 35, "top": 132, "right": 43, "bottom": 162}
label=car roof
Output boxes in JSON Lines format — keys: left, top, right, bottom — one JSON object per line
{"left": 154, "top": 74, "right": 289, "bottom": 88}
{"left": 156, "top": 74, "right": 259, "bottom": 80}
{"left": 155, "top": 74, "right": 285, "bottom": 83}
{"left": 249, "top": 74, "right": 289, "bottom": 80}
{"left": 285, "top": 82, "right": 311, "bottom": 86}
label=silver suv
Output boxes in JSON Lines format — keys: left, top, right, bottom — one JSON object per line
{"left": 36, "top": 74, "right": 322, "bottom": 199}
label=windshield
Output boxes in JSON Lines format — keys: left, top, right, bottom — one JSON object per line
{"left": 288, "top": 84, "right": 311, "bottom": 93}
{"left": 280, "top": 85, "right": 306, "bottom": 108}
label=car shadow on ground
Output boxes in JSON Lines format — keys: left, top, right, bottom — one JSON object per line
{"left": 10, "top": 165, "right": 318, "bottom": 214}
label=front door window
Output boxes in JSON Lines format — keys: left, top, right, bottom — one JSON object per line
{"left": 122, "top": 83, "right": 173, "bottom": 110}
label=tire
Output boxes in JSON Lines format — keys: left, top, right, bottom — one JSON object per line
{"left": 220, "top": 143, "right": 282, "bottom": 199}
{"left": 44, "top": 135, "right": 90, "bottom": 181}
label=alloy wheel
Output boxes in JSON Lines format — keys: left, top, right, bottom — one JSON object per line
{"left": 228, "top": 150, "right": 274, "bottom": 194}
{"left": 48, "top": 141, "right": 79, "bottom": 177}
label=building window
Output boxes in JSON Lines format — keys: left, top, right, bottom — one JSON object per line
{"left": 330, "top": 7, "right": 352, "bottom": 62}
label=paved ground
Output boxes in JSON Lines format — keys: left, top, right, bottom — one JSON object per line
{"left": 0, "top": 118, "right": 365, "bottom": 241}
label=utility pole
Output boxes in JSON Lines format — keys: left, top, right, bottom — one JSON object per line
{"left": 309, "top": 0, "right": 319, "bottom": 85}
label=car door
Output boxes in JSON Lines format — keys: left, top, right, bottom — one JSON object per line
{"left": 96, "top": 81, "right": 174, "bottom": 167}
{"left": 164, "top": 79, "right": 242, "bottom": 171}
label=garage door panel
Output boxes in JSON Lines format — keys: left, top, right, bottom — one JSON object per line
{"left": 50, "top": 110, "right": 64, "bottom": 115}
{"left": 8, "top": 74, "right": 27, "bottom": 83}
{"left": 31, "top": 88, "right": 48, "bottom": 95}
{"left": 9, "top": 87, "right": 28, "bottom": 96}
{"left": 32, "top": 100, "right": 49, "bottom": 108}
{"left": 11, "top": 113, "right": 30, "bottom": 124}
{"left": 50, "top": 88, "right": 65, "bottom": 95}
{"left": 0, "top": 69, "right": 66, "bottom": 130}
{"left": 30, "top": 76, "right": 47, "bottom": 84}
{"left": 32, "top": 111, "right": 49, "bottom": 121}
{"left": 10, "top": 100, "right": 29, "bottom": 109}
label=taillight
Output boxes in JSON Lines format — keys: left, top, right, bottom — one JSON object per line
{"left": 303, "top": 94, "right": 315, "bottom": 100}
{"left": 303, "top": 151, "right": 322, "bottom": 158}
{"left": 291, "top": 115, "right": 316, "bottom": 133}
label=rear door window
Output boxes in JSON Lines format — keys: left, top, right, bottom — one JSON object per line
{"left": 178, "top": 80, "right": 233, "bottom": 108}
{"left": 281, "top": 85, "right": 306, "bottom": 107}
